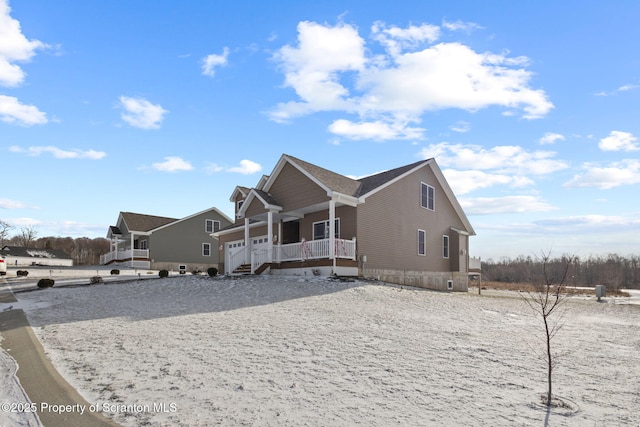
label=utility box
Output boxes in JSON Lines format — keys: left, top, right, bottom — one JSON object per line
{"left": 595, "top": 285, "right": 606, "bottom": 300}
{"left": 179, "top": 265, "right": 186, "bottom": 275}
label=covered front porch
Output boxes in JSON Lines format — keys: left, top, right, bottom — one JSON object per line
{"left": 226, "top": 236, "right": 357, "bottom": 275}
{"left": 222, "top": 191, "right": 360, "bottom": 276}
{"left": 100, "top": 233, "right": 151, "bottom": 269}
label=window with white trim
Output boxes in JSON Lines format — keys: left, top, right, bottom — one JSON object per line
{"left": 139, "top": 239, "right": 148, "bottom": 250}
{"left": 421, "top": 182, "right": 435, "bottom": 211}
{"left": 202, "top": 243, "right": 211, "bottom": 256}
{"left": 205, "top": 219, "right": 221, "bottom": 233}
{"left": 443, "top": 235, "right": 449, "bottom": 259}
{"left": 312, "top": 219, "right": 340, "bottom": 240}
{"left": 418, "top": 229, "right": 426, "bottom": 256}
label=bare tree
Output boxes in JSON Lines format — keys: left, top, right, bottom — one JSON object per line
{"left": 16, "top": 226, "right": 38, "bottom": 247}
{"left": 0, "top": 220, "right": 13, "bottom": 247}
{"left": 521, "top": 252, "right": 574, "bottom": 406}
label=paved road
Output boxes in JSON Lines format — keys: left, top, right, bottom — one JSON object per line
{"left": 0, "top": 291, "right": 121, "bottom": 427}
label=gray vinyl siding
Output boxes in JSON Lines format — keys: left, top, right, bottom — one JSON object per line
{"left": 357, "top": 165, "right": 466, "bottom": 272}
{"left": 269, "top": 163, "right": 329, "bottom": 211}
{"left": 148, "top": 209, "right": 231, "bottom": 265}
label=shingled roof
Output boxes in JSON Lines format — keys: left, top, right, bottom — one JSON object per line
{"left": 0, "top": 246, "right": 72, "bottom": 260}
{"left": 284, "top": 155, "right": 430, "bottom": 198}
{"left": 120, "top": 212, "right": 178, "bottom": 232}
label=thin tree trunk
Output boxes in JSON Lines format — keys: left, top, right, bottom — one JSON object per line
{"left": 544, "top": 315, "right": 552, "bottom": 404}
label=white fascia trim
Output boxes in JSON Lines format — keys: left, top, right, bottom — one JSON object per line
{"left": 331, "top": 192, "right": 360, "bottom": 207}
{"left": 450, "top": 226, "right": 470, "bottom": 236}
{"left": 237, "top": 189, "right": 283, "bottom": 219}
{"left": 211, "top": 220, "right": 267, "bottom": 238}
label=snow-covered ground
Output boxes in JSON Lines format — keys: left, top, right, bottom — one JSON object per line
{"left": 2, "top": 275, "right": 639, "bottom": 426}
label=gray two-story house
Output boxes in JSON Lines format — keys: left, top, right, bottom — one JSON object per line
{"left": 101, "top": 207, "right": 233, "bottom": 272}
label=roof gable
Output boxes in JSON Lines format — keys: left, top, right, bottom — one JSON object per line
{"left": 263, "top": 154, "right": 361, "bottom": 197}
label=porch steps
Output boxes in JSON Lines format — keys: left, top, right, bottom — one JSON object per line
{"left": 232, "top": 264, "right": 252, "bottom": 275}
{"left": 231, "top": 263, "right": 273, "bottom": 275}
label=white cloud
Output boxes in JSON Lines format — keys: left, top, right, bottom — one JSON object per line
{"left": 450, "top": 120, "right": 470, "bottom": 133}
{"left": 151, "top": 156, "right": 193, "bottom": 172}
{"left": 359, "top": 42, "right": 551, "bottom": 119}
{"left": 119, "top": 96, "right": 168, "bottom": 129}
{"left": 9, "top": 145, "right": 105, "bottom": 159}
{"left": 0, "top": 198, "right": 26, "bottom": 209}
{"left": 421, "top": 142, "right": 568, "bottom": 175}
{"left": 202, "top": 47, "right": 229, "bottom": 77}
{"left": 442, "top": 169, "right": 533, "bottom": 195}
{"left": 270, "top": 20, "right": 553, "bottom": 141}
{"left": 564, "top": 159, "right": 640, "bottom": 189}
{"left": 441, "top": 19, "right": 483, "bottom": 33}
{"left": 270, "top": 21, "right": 366, "bottom": 123}
{"left": 371, "top": 21, "right": 440, "bottom": 57}
{"left": 328, "top": 118, "right": 424, "bottom": 141}
{"left": 0, "top": 94, "right": 47, "bottom": 125}
{"left": 0, "top": 0, "right": 47, "bottom": 87}
{"left": 595, "top": 83, "right": 640, "bottom": 96}
{"left": 598, "top": 131, "right": 639, "bottom": 152}
{"left": 204, "top": 163, "right": 224, "bottom": 174}
{"left": 460, "top": 195, "right": 556, "bottom": 215}
{"left": 203, "top": 160, "right": 262, "bottom": 175}
{"left": 227, "top": 159, "right": 262, "bottom": 175}
{"left": 539, "top": 132, "right": 565, "bottom": 145}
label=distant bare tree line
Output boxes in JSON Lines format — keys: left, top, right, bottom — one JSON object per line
{"left": 0, "top": 221, "right": 109, "bottom": 266}
{"left": 482, "top": 253, "right": 640, "bottom": 290}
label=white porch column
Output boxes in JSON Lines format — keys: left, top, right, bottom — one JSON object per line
{"left": 267, "top": 210, "right": 274, "bottom": 263}
{"left": 244, "top": 218, "right": 250, "bottom": 264}
{"left": 329, "top": 199, "right": 336, "bottom": 262}
{"left": 130, "top": 234, "right": 134, "bottom": 265}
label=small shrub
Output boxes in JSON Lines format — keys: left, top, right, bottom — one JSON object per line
{"left": 37, "top": 278, "right": 55, "bottom": 288}
{"left": 110, "top": 269, "right": 120, "bottom": 275}
{"left": 90, "top": 276, "right": 104, "bottom": 284}
{"left": 191, "top": 269, "right": 201, "bottom": 275}
{"left": 159, "top": 269, "right": 169, "bottom": 278}
{"left": 207, "top": 267, "right": 218, "bottom": 277}
{"left": 17, "top": 270, "right": 29, "bottom": 277}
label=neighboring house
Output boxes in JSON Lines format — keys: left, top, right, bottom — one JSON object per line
{"left": 0, "top": 246, "right": 73, "bottom": 267}
{"left": 213, "top": 154, "right": 476, "bottom": 291}
{"left": 100, "top": 207, "right": 233, "bottom": 271}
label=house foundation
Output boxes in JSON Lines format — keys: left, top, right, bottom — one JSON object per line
{"left": 362, "top": 268, "right": 469, "bottom": 292}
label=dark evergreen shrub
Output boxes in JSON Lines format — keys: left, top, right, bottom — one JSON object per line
{"left": 37, "top": 278, "right": 55, "bottom": 288}
{"left": 17, "top": 270, "right": 29, "bottom": 277}
{"left": 159, "top": 269, "right": 169, "bottom": 278}
{"left": 207, "top": 267, "right": 218, "bottom": 277}
{"left": 110, "top": 269, "right": 120, "bottom": 275}
{"left": 90, "top": 276, "right": 104, "bottom": 284}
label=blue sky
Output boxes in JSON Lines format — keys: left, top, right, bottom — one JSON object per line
{"left": 2, "top": 0, "right": 639, "bottom": 260}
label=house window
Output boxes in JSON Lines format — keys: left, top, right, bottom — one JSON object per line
{"left": 312, "top": 219, "right": 340, "bottom": 240}
{"left": 421, "top": 183, "right": 435, "bottom": 211}
{"left": 443, "top": 235, "right": 449, "bottom": 259}
{"left": 139, "top": 240, "right": 148, "bottom": 250}
{"left": 418, "top": 229, "right": 426, "bottom": 256}
{"left": 205, "top": 219, "right": 220, "bottom": 233}
{"left": 202, "top": 243, "right": 211, "bottom": 256}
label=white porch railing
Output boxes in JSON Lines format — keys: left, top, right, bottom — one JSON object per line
{"left": 275, "top": 238, "right": 356, "bottom": 262}
{"left": 227, "top": 238, "right": 357, "bottom": 274}
{"left": 100, "top": 249, "right": 149, "bottom": 265}
{"left": 227, "top": 246, "right": 248, "bottom": 275}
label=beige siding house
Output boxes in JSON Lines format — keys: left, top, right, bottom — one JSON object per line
{"left": 100, "top": 207, "right": 233, "bottom": 271}
{"left": 214, "top": 154, "right": 475, "bottom": 291}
